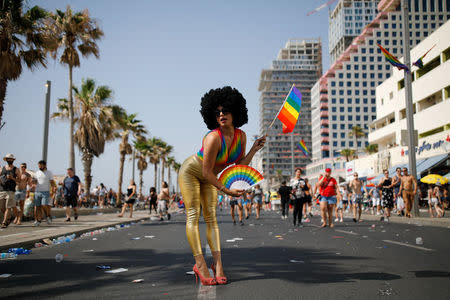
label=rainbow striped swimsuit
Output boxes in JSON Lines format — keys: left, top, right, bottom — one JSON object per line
{"left": 197, "top": 128, "right": 244, "bottom": 166}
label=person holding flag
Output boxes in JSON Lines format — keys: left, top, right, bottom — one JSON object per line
{"left": 178, "top": 86, "right": 266, "bottom": 286}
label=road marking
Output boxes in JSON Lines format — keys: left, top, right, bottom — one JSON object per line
{"left": 334, "top": 229, "right": 359, "bottom": 236}
{"left": 382, "top": 240, "right": 434, "bottom": 252}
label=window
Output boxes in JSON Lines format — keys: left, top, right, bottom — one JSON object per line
{"left": 332, "top": 107, "right": 336, "bottom": 112}
{"left": 362, "top": 56, "right": 366, "bottom": 62}
{"left": 363, "top": 107, "right": 368, "bottom": 112}
{"left": 384, "top": 23, "right": 388, "bottom": 29}
{"left": 331, "top": 81, "right": 336, "bottom": 87}
{"left": 340, "top": 124, "right": 345, "bottom": 130}
{"left": 339, "top": 73, "right": 343, "bottom": 78}
{"left": 355, "top": 73, "right": 359, "bottom": 79}
{"left": 369, "top": 57, "right": 374, "bottom": 62}
{"left": 340, "top": 115, "right": 345, "bottom": 121}
{"left": 339, "top": 90, "right": 344, "bottom": 95}
{"left": 349, "top": 141, "right": 354, "bottom": 147}
{"left": 339, "top": 98, "right": 344, "bottom": 104}
{"left": 356, "top": 115, "right": 360, "bottom": 121}
{"left": 354, "top": 57, "right": 359, "bottom": 62}
{"left": 369, "top": 48, "right": 374, "bottom": 54}
{"left": 370, "top": 65, "right": 374, "bottom": 70}
{"left": 332, "top": 98, "right": 336, "bottom": 104}
{"left": 339, "top": 81, "right": 344, "bottom": 87}
{"left": 347, "top": 65, "right": 351, "bottom": 70}
{"left": 341, "top": 141, "right": 346, "bottom": 147}
{"left": 348, "top": 115, "right": 353, "bottom": 121}
{"left": 371, "top": 107, "right": 376, "bottom": 112}
{"left": 355, "top": 82, "right": 360, "bottom": 87}
{"left": 339, "top": 107, "right": 344, "bottom": 112}
{"left": 332, "top": 124, "right": 337, "bottom": 129}
{"left": 333, "top": 133, "right": 337, "bottom": 138}
{"left": 363, "top": 98, "right": 368, "bottom": 104}
{"left": 364, "top": 115, "right": 368, "bottom": 121}
{"left": 347, "top": 90, "right": 352, "bottom": 96}
{"left": 333, "top": 142, "right": 337, "bottom": 147}
{"left": 355, "top": 99, "right": 360, "bottom": 104}
{"left": 357, "top": 141, "right": 361, "bottom": 147}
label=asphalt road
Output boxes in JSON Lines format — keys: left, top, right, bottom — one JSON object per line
{"left": 1, "top": 207, "right": 450, "bottom": 300}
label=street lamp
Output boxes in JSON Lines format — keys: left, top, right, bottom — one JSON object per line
{"left": 42, "top": 81, "right": 51, "bottom": 162}
{"left": 401, "top": 0, "right": 419, "bottom": 217}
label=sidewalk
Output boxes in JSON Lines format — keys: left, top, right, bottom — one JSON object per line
{"left": 0, "top": 209, "right": 153, "bottom": 251}
{"left": 353, "top": 209, "right": 450, "bottom": 228}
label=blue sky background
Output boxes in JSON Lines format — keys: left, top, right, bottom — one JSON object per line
{"left": 0, "top": 0, "right": 332, "bottom": 192}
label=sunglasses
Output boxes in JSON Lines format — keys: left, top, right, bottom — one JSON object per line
{"left": 214, "top": 108, "right": 231, "bottom": 117}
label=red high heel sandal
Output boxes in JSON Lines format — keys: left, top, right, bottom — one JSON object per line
{"left": 193, "top": 264, "right": 216, "bottom": 286}
{"left": 211, "top": 263, "right": 228, "bottom": 285}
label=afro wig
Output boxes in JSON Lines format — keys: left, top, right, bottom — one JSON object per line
{"left": 200, "top": 86, "right": 248, "bottom": 130}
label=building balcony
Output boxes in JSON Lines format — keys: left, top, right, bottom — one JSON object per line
{"left": 320, "top": 110, "right": 329, "bottom": 118}
{"left": 320, "top": 119, "right": 329, "bottom": 126}
{"left": 321, "top": 137, "right": 329, "bottom": 143}
{"left": 320, "top": 102, "right": 328, "bottom": 109}
{"left": 320, "top": 128, "right": 329, "bottom": 134}
{"left": 321, "top": 145, "right": 330, "bottom": 151}
{"left": 319, "top": 94, "right": 328, "bottom": 101}
{"left": 319, "top": 82, "right": 328, "bottom": 92}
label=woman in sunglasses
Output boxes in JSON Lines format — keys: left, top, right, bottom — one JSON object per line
{"left": 178, "top": 86, "right": 266, "bottom": 285}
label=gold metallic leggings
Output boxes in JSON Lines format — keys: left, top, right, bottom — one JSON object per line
{"left": 178, "top": 155, "right": 220, "bottom": 256}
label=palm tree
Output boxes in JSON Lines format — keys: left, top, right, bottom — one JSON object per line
{"left": 46, "top": 5, "right": 104, "bottom": 172}
{"left": 166, "top": 156, "right": 175, "bottom": 194}
{"left": 134, "top": 138, "right": 150, "bottom": 196}
{"left": 115, "top": 111, "right": 146, "bottom": 206}
{"left": 172, "top": 161, "right": 181, "bottom": 195}
{"left": 52, "top": 78, "right": 113, "bottom": 194}
{"left": 340, "top": 148, "right": 356, "bottom": 162}
{"left": 0, "top": 1, "right": 49, "bottom": 127}
{"left": 364, "top": 144, "right": 378, "bottom": 154}
{"left": 148, "top": 137, "right": 162, "bottom": 190}
{"left": 349, "top": 125, "right": 365, "bottom": 157}
{"left": 159, "top": 141, "right": 173, "bottom": 185}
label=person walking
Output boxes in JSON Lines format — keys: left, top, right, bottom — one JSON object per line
{"left": 290, "top": 168, "right": 307, "bottom": 227}
{"left": 392, "top": 167, "right": 403, "bottom": 216}
{"left": 33, "top": 160, "right": 55, "bottom": 226}
{"left": 398, "top": 167, "right": 417, "bottom": 218}
{"left": 229, "top": 195, "right": 239, "bottom": 225}
{"left": 98, "top": 183, "right": 107, "bottom": 208}
{"left": 350, "top": 172, "right": 366, "bottom": 222}
{"left": 13, "top": 162, "right": 31, "bottom": 225}
{"left": 157, "top": 181, "right": 171, "bottom": 221}
{"left": 278, "top": 181, "right": 292, "bottom": 220}
{"left": 119, "top": 180, "right": 137, "bottom": 218}
{"left": 379, "top": 169, "right": 394, "bottom": 222}
{"left": 63, "top": 168, "right": 81, "bottom": 222}
{"left": 252, "top": 184, "right": 263, "bottom": 220}
{"left": 0, "top": 154, "right": 20, "bottom": 228}
{"left": 177, "top": 87, "right": 265, "bottom": 285}
{"left": 302, "top": 178, "right": 313, "bottom": 221}
{"left": 427, "top": 184, "right": 444, "bottom": 218}
{"left": 149, "top": 187, "right": 157, "bottom": 214}
{"left": 315, "top": 168, "right": 341, "bottom": 228}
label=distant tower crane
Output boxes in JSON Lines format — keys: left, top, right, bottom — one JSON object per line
{"left": 307, "top": 0, "right": 338, "bottom": 16}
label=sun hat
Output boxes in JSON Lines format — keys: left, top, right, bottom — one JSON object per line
{"left": 3, "top": 153, "right": 15, "bottom": 161}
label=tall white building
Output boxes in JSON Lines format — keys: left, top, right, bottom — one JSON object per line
{"left": 329, "top": 0, "right": 380, "bottom": 63}
{"left": 369, "top": 19, "right": 450, "bottom": 153}
{"left": 308, "top": 0, "right": 450, "bottom": 182}
{"left": 258, "top": 39, "right": 322, "bottom": 185}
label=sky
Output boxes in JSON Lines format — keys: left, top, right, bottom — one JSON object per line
{"left": 0, "top": 0, "right": 332, "bottom": 193}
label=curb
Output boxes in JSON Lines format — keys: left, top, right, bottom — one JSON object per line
{"left": 0, "top": 214, "right": 151, "bottom": 252}
{"left": 359, "top": 213, "right": 450, "bottom": 228}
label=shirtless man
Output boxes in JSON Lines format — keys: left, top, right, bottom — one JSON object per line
{"left": 13, "top": 163, "right": 32, "bottom": 225}
{"left": 350, "top": 172, "right": 367, "bottom": 222}
{"left": 157, "top": 181, "right": 171, "bottom": 221}
{"left": 398, "top": 167, "right": 417, "bottom": 218}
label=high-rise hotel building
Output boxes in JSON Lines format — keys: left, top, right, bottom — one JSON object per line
{"left": 308, "top": 0, "right": 450, "bottom": 181}
{"left": 258, "top": 39, "right": 322, "bottom": 183}
{"left": 329, "top": 0, "right": 380, "bottom": 63}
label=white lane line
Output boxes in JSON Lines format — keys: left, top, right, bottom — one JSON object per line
{"left": 334, "top": 229, "right": 359, "bottom": 236}
{"left": 382, "top": 240, "right": 434, "bottom": 252}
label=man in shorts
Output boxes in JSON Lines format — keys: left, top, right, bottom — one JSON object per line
{"left": 399, "top": 167, "right": 417, "bottom": 218}
{"left": 33, "top": 160, "right": 55, "bottom": 226}
{"left": 13, "top": 163, "right": 32, "bottom": 225}
{"left": 0, "top": 154, "right": 20, "bottom": 228}
{"left": 63, "top": 168, "right": 81, "bottom": 221}
{"left": 157, "top": 181, "right": 171, "bottom": 221}
{"left": 350, "top": 172, "right": 366, "bottom": 222}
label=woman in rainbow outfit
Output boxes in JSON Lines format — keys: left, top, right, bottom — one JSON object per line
{"left": 178, "top": 87, "right": 266, "bottom": 285}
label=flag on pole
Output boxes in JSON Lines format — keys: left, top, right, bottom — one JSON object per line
{"left": 413, "top": 44, "right": 436, "bottom": 69}
{"left": 297, "top": 139, "right": 309, "bottom": 157}
{"left": 276, "top": 85, "right": 302, "bottom": 134}
{"left": 377, "top": 44, "right": 409, "bottom": 72}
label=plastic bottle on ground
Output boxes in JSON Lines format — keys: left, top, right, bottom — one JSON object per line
{"left": 416, "top": 237, "right": 423, "bottom": 245}
{"left": 55, "top": 254, "right": 64, "bottom": 263}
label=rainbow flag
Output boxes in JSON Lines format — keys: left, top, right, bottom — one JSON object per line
{"left": 276, "top": 85, "right": 302, "bottom": 133}
{"left": 377, "top": 44, "right": 409, "bottom": 72}
{"left": 413, "top": 44, "right": 436, "bottom": 69}
{"left": 297, "top": 139, "right": 309, "bottom": 157}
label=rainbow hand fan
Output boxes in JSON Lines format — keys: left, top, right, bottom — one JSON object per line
{"left": 219, "top": 165, "right": 264, "bottom": 190}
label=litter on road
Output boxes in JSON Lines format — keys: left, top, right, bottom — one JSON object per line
{"left": 55, "top": 254, "right": 63, "bottom": 263}
{"left": 289, "top": 260, "right": 305, "bottom": 263}
{"left": 0, "top": 274, "right": 12, "bottom": 278}
{"left": 144, "top": 236, "right": 155, "bottom": 239}
{"left": 186, "top": 271, "right": 195, "bottom": 275}
{"left": 131, "top": 237, "right": 141, "bottom": 240}
{"left": 96, "top": 265, "right": 111, "bottom": 270}
{"left": 82, "top": 249, "right": 94, "bottom": 252}
{"left": 132, "top": 279, "right": 144, "bottom": 283}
